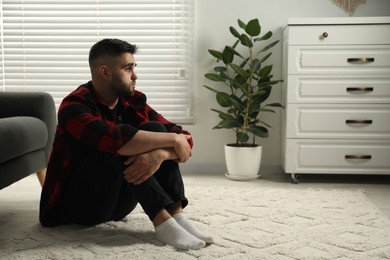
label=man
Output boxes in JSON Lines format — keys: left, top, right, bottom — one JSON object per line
{"left": 40, "top": 38, "right": 213, "bottom": 250}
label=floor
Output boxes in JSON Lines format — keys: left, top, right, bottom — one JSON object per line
{"left": 1, "top": 171, "right": 390, "bottom": 247}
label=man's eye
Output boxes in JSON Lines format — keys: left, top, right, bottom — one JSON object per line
{"left": 125, "top": 63, "right": 136, "bottom": 71}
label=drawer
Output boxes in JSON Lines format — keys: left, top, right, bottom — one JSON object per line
{"left": 285, "top": 24, "right": 390, "bottom": 45}
{"left": 285, "top": 104, "right": 390, "bottom": 139}
{"left": 286, "top": 75, "right": 390, "bottom": 103}
{"left": 283, "top": 139, "right": 390, "bottom": 174}
{"left": 288, "top": 45, "right": 390, "bottom": 75}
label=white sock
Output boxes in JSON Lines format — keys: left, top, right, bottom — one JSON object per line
{"left": 173, "top": 213, "right": 214, "bottom": 244}
{"left": 154, "top": 218, "right": 206, "bottom": 250}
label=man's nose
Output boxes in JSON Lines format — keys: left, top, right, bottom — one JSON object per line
{"left": 131, "top": 72, "right": 137, "bottom": 80}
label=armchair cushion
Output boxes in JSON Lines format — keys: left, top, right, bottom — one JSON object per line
{"left": 0, "top": 116, "right": 48, "bottom": 164}
{"left": 0, "top": 92, "right": 56, "bottom": 190}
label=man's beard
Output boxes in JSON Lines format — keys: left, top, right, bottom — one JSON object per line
{"left": 110, "top": 74, "right": 134, "bottom": 98}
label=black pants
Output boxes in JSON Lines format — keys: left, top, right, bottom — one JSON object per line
{"left": 61, "top": 122, "right": 188, "bottom": 226}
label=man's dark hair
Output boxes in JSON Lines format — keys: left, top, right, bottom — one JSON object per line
{"left": 88, "top": 38, "right": 138, "bottom": 70}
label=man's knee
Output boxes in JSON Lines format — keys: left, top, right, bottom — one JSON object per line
{"left": 139, "top": 121, "right": 167, "bottom": 132}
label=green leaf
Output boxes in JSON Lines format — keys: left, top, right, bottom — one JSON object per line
{"left": 253, "top": 89, "right": 266, "bottom": 97}
{"left": 259, "top": 40, "right": 279, "bottom": 53}
{"left": 257, "top": 79, "right": 283, "bottom": 87}
{"left": 237, "top": 82, "right": 249, "bottom": 95}
{"left": 248, "top": 100, "right": 261, "bottom": 115}
{"left": 229, "top": 26, "right": 241, "bottom": 38}
{"left": 239, "top": 34, "right": 253, "bottom": 47}
{"left": 252, "top": 58, "right": 261, "bottom": 72}
{"left": 208, "top": 49, "right": 223, "bottom": 59}
{"left": 236, "top": 114, "right": 244, "bottom": 125}
{"left": 213, "top": 119, "right": 242, "bottom": 129}
{"left": 252, "top": 88, "right": 271, "bottom": 103}
{"left": 264, "top": 103, "right": 284, "bottom": 108}
{"left": 236, "top": 132, "right": 249, "bottom": 143}
{"left": 259, "top": 108, "right": 275, "bottom": 113}
{"left": 211, "top": 108, "right": 235, "bottom": 120}
{"left": 225, "top": 46, "right": 243, "bottom": 59}
{"left": 203, "top": 85, "right": 218, "bottom": 93}
{"left": 205, "top": 73, "right": 224, "bottom": 82}
{"left": 230, "top": 63, "right": 248, "bottom": 78}
{"left": 254, "top": 31, "right": 272, "bottom": 42}
{"left": 214, "top": 66, "right": 227, "bottom": 72}
{"left": 229, "top": 95, "right": 245, "bottom": 112}
{"left": 248, "top": 125, "right": 268, "bottom": 138}
{"left": 260, "top": 120, "right": 272, "bottom": 128}
{"left": 239, "top": 57, "right": 250, "bottom": 68}
{"left": 222, "top": 46, "right": 234, "bottom": 64}
{"left": 258, "top": 52, "right": 272, "bottom": 64}
{"left": 258, "top": 65, "right": 272, "bottom": 78}
{"left": 249, "top": 111, "right": 260, "bottom": 119}
{"left": 238, "top": 19, "right": 246, "bottom": 29}
{"left": 258, "top": 76, "right": 272, "bottom": 83}
{"left": 245, "top": 19, "right": 261, "bottom": 37}
{"left": 233, "top": 73, "right": 246, "bottom": 86}
{"left": 219, "top": 71, "right": 230, "bottom": 81}
{"left": 216, "top": 92, "right": 232, "bottom": 107}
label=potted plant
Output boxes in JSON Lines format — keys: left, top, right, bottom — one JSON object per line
{"left": 204, "top": 18, "right": 283, "bottom": 180}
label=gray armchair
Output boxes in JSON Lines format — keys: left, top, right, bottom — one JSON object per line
{"left": 0, "top": 92, "right": 56, "bottom": 190}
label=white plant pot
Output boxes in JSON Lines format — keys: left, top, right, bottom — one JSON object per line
{"left": 224, "top": 144, "right": 262, "bottom": 180}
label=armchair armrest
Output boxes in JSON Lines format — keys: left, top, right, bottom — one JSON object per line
{"left": 0, "top": 92, "right": 56, "bottom": 161}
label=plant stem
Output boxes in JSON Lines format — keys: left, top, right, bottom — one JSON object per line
{"left": 243, "top": 43, "right": 253, "bottom": 136}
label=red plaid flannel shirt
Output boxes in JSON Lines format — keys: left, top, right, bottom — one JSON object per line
{"left": 40, "top": 81, "right": 192, "bottom": 226}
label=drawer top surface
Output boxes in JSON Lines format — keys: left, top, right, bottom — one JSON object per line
{"left": 286, "top": 16, "right": 390, "bottom": 27}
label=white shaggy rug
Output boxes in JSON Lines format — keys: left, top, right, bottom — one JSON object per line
{"left": 1, "top": 186, "right": 390, "bottom": 259}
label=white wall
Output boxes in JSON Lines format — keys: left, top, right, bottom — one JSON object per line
{"left": 182, "top": 0, "right": 390, "bottom": 175}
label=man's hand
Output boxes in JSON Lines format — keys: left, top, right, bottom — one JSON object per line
{"left": 173, "top": 134, "right": 192, "bottom": 163}
{"left": 123, "top": 150, "right": 165, "bottom": 185}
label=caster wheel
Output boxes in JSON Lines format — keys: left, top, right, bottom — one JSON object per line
{"left": 291, "top": 174, "right": 301, "bottom": 184}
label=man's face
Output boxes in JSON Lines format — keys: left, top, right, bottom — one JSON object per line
{"left": 108, "top": 53, "right": 137, "bottom": 97}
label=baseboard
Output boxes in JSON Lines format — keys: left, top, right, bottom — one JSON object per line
{"left": 181, "top": 162, "right": 284, "bottom": 175}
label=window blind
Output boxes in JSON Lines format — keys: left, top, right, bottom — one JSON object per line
{"left": 0, "top": 0, "right": 194, "bottom": 123}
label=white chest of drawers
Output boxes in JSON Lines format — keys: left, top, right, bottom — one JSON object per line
{"left": 281, "top": 17, "right": 390, "bottom": 183}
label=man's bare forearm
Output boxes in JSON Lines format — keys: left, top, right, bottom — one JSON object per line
{"left": 117, "top": 130, "right": 179, "bottom": 156}
{"left": 158, "top": 148, "right": 179, "bottom": 161}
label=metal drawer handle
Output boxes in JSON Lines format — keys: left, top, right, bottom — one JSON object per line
{"left": 346, "top": 119, "right": 373, "bottom": 125}
{"left": 346, "top": 87, "right": 374, "bottom": 93}
{"left": 345, "top": 155, "right": 372, "bottom": 160}
{"left": 347, "top": 58, "right": 375, "bottom": 64}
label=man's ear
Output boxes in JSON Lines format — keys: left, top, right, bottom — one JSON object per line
{"left": 99, "top": 65, "right": 110, "bottom": 80}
